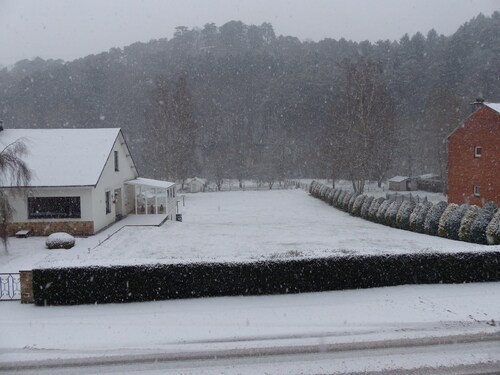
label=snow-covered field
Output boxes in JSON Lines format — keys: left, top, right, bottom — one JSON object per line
{"left": 1, "top": 189, "right": 493, "bottom": 272}
{"left": 1, "top": 189, "right": 499, "bottom": 373}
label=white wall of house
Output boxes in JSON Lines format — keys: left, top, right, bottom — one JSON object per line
{"left": 92, "top": 133, "right": 137, "bottom": 232}
{"left": 6, "top": 187, "right": 93, "bottom": 223}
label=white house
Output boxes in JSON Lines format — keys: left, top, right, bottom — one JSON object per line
{"left": 184, "top": 177, "right": 207, "bottom": 193}
{"left": 0, "top": 128, "right": 177, "bottom": 236}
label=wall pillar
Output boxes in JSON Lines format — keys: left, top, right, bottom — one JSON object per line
{"left": 20, "top": 270, "right": 33, "bottom": 304}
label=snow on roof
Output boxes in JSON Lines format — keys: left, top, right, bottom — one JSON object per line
{"left": 186, "top": 177, "right": 207, "bottom": 184}
{"left": 389, "top": 176, "right": 410, "bottom": 183}
{"left": 126, "top": 177, "right": 176, "bottom": 189}
{"left": 484, "top": 102, "right": 500, "bottom": 114}
{"left": 0, "top": 128, "right": 121, "bottom": 187}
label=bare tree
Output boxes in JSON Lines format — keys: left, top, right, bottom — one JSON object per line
{"left": 0, "top": 138, "right": 32, "bottom": 253}
{"left": 333, "top": 58, "right": 396, "bottom": 193}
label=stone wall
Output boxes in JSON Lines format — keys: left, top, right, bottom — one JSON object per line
{"left": 8, "top": 221, "right": 94, "bottom": 236}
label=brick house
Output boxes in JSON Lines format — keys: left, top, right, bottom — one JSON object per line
{"left": 0, "top": 128, "right": 177, "bottom": 236}
{"left": 447, "top": 101, "right": 500, "bottom": 206}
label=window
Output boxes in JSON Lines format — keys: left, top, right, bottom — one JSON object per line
{"left": 474, "top": 146, "right": 482, "bottom": 158}
{"left": 474, "top": 186, "right": 480, "bottom": 197}
{"left": 105, "top": 191, "right": 111, "bottom": 214}
{"left": 114, "top": 150, "right": 119, "bottom": 171}
{"left": 28, "top": 197, "right": 81, "bottom": 219}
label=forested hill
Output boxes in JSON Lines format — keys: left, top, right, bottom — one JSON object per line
{"left": 0, "top": 12, "right": 499, "bottom": 182}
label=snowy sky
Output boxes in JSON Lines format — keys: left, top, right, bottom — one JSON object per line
{"left": 0, "top": 0, "right": 499, "bottom": 66}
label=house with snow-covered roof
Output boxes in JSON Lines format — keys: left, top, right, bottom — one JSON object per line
{"left": 0, "top": 128, "right": 177, "bottom": 236}
{"left": 448, "top": 100, "right": 500, "bottom": 206}
{"left": 184, "top": 177, "right": 207, "bottom": 193}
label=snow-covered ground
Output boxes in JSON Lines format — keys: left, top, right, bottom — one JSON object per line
{"left": 1, "top": 283, "right": 499, "bottom": 372}
{"left": 1, "top": 189, "right": 499, "bottom": 373}
{"left": 0, "top": 189, "right": 493, "bottom": 272}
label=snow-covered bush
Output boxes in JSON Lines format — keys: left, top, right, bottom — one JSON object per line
{"left": 486, "top": 210, "right": 500, "bottom": 245}
{"left": 368, "top": 197, "right": 385, "bottom": 222}
{"left": 424, "top": 201, "right": 448, "bottom": 235}
{"left": 470, "top": 202, "right": 498, "bottom": 244}
{"left": 446, "top": 204, "right": 470, "bottom": 240}
{"left": 437, "top": 203, "right": 458, "bottom": 238}
{"left": 327, "top": 189, "right": 337, "bottom": 205}
{"left": 46, "top": 232, "right": 75, "bottom": 249}
{"left": 410, "top": 201, "right": 433, "bottom": 233}
{"left": 322, "top": 187, "right": 332, "bottom": 202}
{"left": 309, "top": 181, "right": 317, "bottom": 194}
{"left": 348, "top": 193, "right": 359, "bottom": 213}
{"left": 360, "top": 196, "right": 374, "bottom": 219}
{"left": 396, "top": 200, "right": 416, "bottom": 230}
{"left": 332, "top": 189, "right": 343, "bottom": 207}
{"left": 458, "top": 205, "right": 480, "bottom": 242}
{"left": 385, "top": 200, "right": 403, "bottom": 227}
{"left": 350, "top": 194, "right": 367, "bottom": 216}
{"left": 341, "top": 192, "right": 352, "bottom": 211}
{"left": 376, "top": 199, "right": 392, "bottom": 224}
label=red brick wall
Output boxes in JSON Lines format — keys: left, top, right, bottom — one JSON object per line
{"left": 7, "top": 221, "right": 94, "bottom": 237}
{"left": 448, "top": 106, "right": 500, "bottom": 206}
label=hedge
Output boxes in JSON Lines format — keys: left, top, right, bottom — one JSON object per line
{"left": 424, "top": 201, "right": 448, "bottom": 236}
{"left": 396, "top": 200, "right": 416, "bottom": 230}
{"left": 470, "top": 202, "right": 498, "bottom": 245}
{"left": 459, "top": 205, "right": 481, "bottom": 242}
{"left": 486, "top": 211, "right": 500, "bottom": 245}
{"left": 33, "top": 251, "right": 500, "bottom": 306}
{"left": 438, "top": 203, "right": 458, "bottom": 238}
{"left": 376, "top": 200, "right": 392, "bottom": 224}
{"left": 368, "top": 197, "right": 385, "bottom": 222}
{"left": 351, "top": 194, "right": 367, "bottom": 217}
{"left": 385, "top": 200, "right": 403, "bottom": 227}
{"left": 360, "top": 196, "right": 375, "bottom": 219}
{"left": 447, "top": 204, "right": 470, "bottom": 240}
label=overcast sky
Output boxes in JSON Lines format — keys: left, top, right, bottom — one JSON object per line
{"left": 1, "top": 0, "right": 499, "bottom": 66}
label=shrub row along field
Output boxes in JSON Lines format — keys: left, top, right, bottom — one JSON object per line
{"left": 309, "top": 181, "right": 500, "bottom": 245}
{"left": 33, "top": 252, "right": 500, "bottom": 305}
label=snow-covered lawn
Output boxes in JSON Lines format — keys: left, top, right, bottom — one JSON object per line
{"left": 1, "top": 189, "right": 495, "bottom": 272}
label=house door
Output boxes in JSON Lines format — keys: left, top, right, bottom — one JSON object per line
{"left": 114, "top": 188, "right": 123, "bottom": 220}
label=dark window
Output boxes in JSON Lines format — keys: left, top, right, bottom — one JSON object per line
{"left": 474, "top": 146, "right": 482, "bottom": 158}
{"left": 28, "top": 197, "right": 81, "bottom": 219}
{"left": 114, "top": 150, "right": 119, "bottom": 171}
{"left": 105, "top": 191, "right": 111, "bottom": 214}
{"left": 474, "top": 185, "right": 480, "bottom": 197}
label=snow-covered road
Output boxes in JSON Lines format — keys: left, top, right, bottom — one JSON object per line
{"left": 1, "top": 282, "right": 499, "bottom": 373}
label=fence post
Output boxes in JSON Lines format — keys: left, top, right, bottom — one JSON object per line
{"left": 20, "top": 270, "right": 33, "bottom": 304}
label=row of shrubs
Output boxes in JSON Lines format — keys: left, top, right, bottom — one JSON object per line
{"left": 309, "top": 181, "right": 500, "bottom": 245}
{"left": 33, "top": 252, "right": 500, "bottom": 305}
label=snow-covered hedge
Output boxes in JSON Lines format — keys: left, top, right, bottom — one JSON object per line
{"left": 309, "top": 181, "right": 317, "bottom": 194}
{"left": 332, "top": 189, "right": 343, "bottom": 207}
{"left": 409, "top": 201, "right": 433, "bottom": 233}
{"left": 360, "top": 196, "right": 375, "bottom": 220}
{"left": 446, "top": 204, "right": 470, "bottom": 240}
{"left": 376, "top": 200, "right": 392, "bottom": 224}
{"left": 328, "top": 189, "right": 338, "bottom": 205}
{"left": 351, "top": 194, "right": 367, "bottom": 217}
{"left": 396, "top": 200, "right": 416, "bottom": 230}
{"left": 486, "top": 211, "right": 500, "bottom": 245}
{"left": 424, "top": 201, "right": 448, "bottom": 236}
{"left": 32, "top": 252, "right": 500, "bottom": 305}
{"left": 437, "top": 203, "right": 458, "bottom": 238}
{"left": 470, "top": 202, "right": 498, "bottom": 245}
{"left": 459, "top": 205, "right": 481, "bottom": 242}
{"left": 368, "top": 197, "right": 385, "bottom": 222}
{"left": 385, "top": 200, "right": 403, "bottom": 227}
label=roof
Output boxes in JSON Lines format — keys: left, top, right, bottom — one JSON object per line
{"left": 125, "top": 177, "right": 176, "bottom": 189}
{"left": 484, "top": 102, "right": 500, "bottom": 114}
{"left": 0, "top": 128, "right": 126, "bottom": 187}
{"left": 186, "top": 177, "right": 207, "bottom": 184}
{"left": 389, "top": 176, "right": 410, "bottom": 183}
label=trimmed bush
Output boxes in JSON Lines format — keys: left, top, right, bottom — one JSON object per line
{"left": 332, "top": 189, "right": 343, "bottom": 207}
{"left": 424, "top": 201, "right": 448, "bottom": 236}
{"left": 470, "top": 202, "right": 498, "bottom": 245}
{"left": 437, "top": 203, "right": 458, "bottom": 238}
{"left": 385, "top": 200, "right": 403, "bottom": 227}
{"left": 376, "top": 199, "right": 392, "bottom": 223}
{"left": 446, "top": 204, "right": 470, "bottom": 240}
{"left": 348, "top": 193, "right": 359, "bottom": 212}
{"left": 341, "top": 192, "right": 352, "bottom": 211}
{"left": 46, "top": 232, "right": 75, "bottom": 249}
{"left": 486, "top": 211, "right": 500, "bottom": 245}
{"left": 322, "top": 187, "right": 332, "bottom": 202}
{"left": 368, "top": 197, "right": 385, "bottom": 222}
{"left": 410, "top": 201, "right": 433, "bottom": 233}
{"left": 396, "top": 200, "right": 416, "bottom": 230}
{"left": 351, "top": 194, "right": 367, "bottom": 217}
{"left": 459, "top": 205, "right": 480, "bottom": 242}
{"left": 360, "top": 196, "right": 375, "bottom": 219}
{"left": 309, "top": 181, "right": 317, "bottom": 194}
{"left": 328, "top": 189, "right": 338, "bottom": 205}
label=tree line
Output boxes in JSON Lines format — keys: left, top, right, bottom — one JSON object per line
{"left": 0, "top": 13, "right": 499, "bottom": 191}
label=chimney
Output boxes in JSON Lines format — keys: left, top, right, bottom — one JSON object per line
{"left": 470, "top": 98, "right": 485, "bottom": 112}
